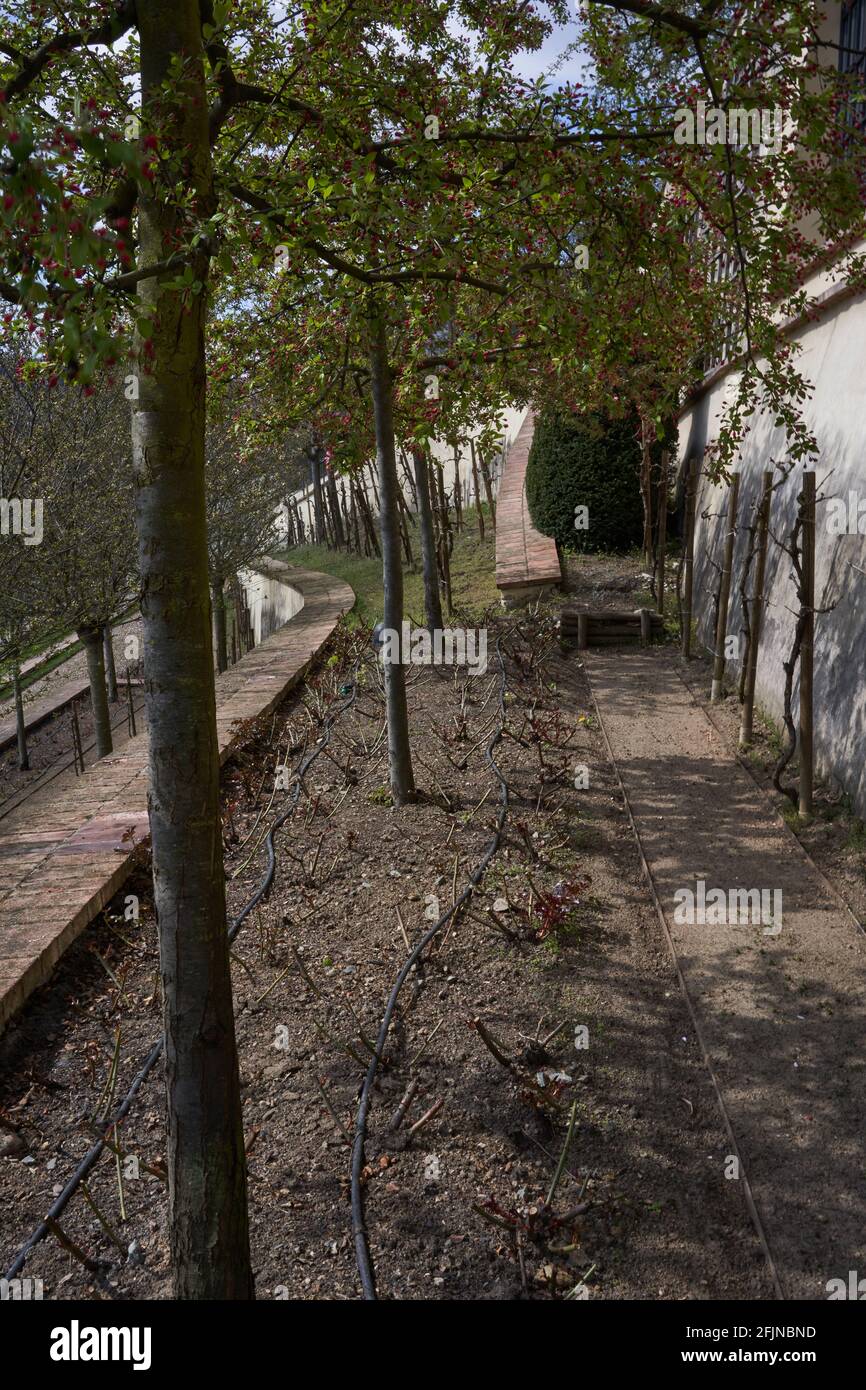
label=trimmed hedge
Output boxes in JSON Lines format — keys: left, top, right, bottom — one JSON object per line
{"left": 526, "top": 409, "right": 663, "bottom": 554}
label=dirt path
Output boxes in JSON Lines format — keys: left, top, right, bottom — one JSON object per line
{"left": 586, "top": 645, "right": 866, "bottom": 1300}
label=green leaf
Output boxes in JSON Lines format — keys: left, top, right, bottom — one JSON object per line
{"left": 63, "top": 315, "right": 81, "bottom": 355}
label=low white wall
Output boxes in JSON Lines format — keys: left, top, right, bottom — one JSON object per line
{"left": 237, "top": 565, "right": 305, "bottom": 646}
{"left": 282, "top": 403, "right": 530, "bottom": 542}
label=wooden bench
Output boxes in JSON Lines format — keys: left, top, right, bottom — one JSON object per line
{"left": 561, "top": 606, "right": 665, "bottom": 649}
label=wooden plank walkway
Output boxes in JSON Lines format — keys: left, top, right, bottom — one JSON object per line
{"left": 495, "top": 409, "right": 561, "bottom": 604}
{"left": 0, "top": 561, "right": 353, "bottom": 1030}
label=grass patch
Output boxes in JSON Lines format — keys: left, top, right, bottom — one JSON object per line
{"left": 277, "top": 506, "right": 498, "bottom": 626}
{"left": 0, "top": 603, "right": 139, "bottom": 704}
{"left": 0, "top": 634, "right": 84, "bottom": 704}
{"left": 781, "top": 804, "right": 810, "bottom": 833}
{"left": 844, "top": 818, "right": 866, "bottom": 854}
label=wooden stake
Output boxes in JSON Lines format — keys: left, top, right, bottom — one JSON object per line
{"left": 711, "top": 471, "right": 741, "bottom": 701}
{"left": 126, "top": 666, "right": 137, "bottom": 738}
{"left": 12, "top": 666, "right": 29, "bottom": 771}
{"left": 739, "top": 471, "right": 773, "bottom": 748}
{"left": 71, "top": 700, "right": 84, "bottom": 775}
{"left": 640, "top": 417, "right": 654, "bottom": 571}
{"left": 681, "top": 454, "right": 700, "bottom": 659}
{"left": 478, "top": 447, "right": 497, "bottom": 530}
{"left": 799, "top": 471, "right": 816, "bottom": 816}
{"left": 656, "top": 449, "right": 670, "bottom": 616}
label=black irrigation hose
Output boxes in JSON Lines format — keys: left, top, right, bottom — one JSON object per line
{"left": 351, "top": 636, "right": 511, "bottom": 1300}
{"left": 4, "top": 669, "right": 360, "bottom": 1282}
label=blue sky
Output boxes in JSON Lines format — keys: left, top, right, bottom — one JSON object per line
{"left": 512, "top": 22, "right": 592, "bottom": 87}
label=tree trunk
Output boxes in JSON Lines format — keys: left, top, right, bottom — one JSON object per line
{"left": 356, "top": 479, "right": 381, "bottom": 558}
{"left": 434, "top": 462, "right": 453, "bottom": 613}
{"left": 12, "top": 667, "right": 28, "bottom": 771}
{"left": 399, "top": 448, "right": 418, "bottom": 508}
{"left": 412, "top": 446, "right": 444, "bottom": 632}
{"left": 211, "top": 578, "right": 228, "bottom": 674}
{"left": 353, "top": 481, "right": 370, "bottom": 555}
{"left": 367, "top": 460, "right": 381, "bottom": 513}
{"left": 132, "top": 0, "right": 252, "bottom": 1300}
{"left": 478, "top": 447, "right": 497, "bottom": 530}
{"left": 325, "top": 467, "right": 345, "bottom": 549}
{"left": 340, "top": 480, "right": 352, "bottom": 550}
{"left": 397, "top": 489, "right": 414, "bottom": 567}
{"left": 452, "top": 444, "right": 463, "bottom": 532}
{"left": 79, "top": 627, "right": 113, "bottom": 760}
{"left": 310, "top": 449, "right": 326, "bottom": 544}
{"left": 368, "top": 308, "right": 415, "bottom": 806}
{"left": 103, "top": 623, "right": 119, "bottom": 703}
{"left": 640, "top": 416, "right": 654, "bottom": 571}
{"left": 655, "top": 450, "right": 669, "bottom": 615}
{"left": 681, "top": 454, "right": 700, "bottom": 659}
{"left": 349, "top": 482, "right": 361, "bottom": 553}
{"left": 469, "top": 438, "right": 485, "bottom": 541}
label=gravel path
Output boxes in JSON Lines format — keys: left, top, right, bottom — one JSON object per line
{"left": 587, "top": 645, "right": 866, "bottom": 1300}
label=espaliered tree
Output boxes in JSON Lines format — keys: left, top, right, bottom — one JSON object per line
{"left": 0, "top": 352, "right": 135, "bottom": 764}
{"left": 1, "top": 0, "right": 261, "bottom": 1299}
{"left": 207, "top": 17, "right": 619, "bottom": 800}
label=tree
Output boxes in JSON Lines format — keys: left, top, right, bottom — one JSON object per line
{"left": 27, "top": 383, "right": 137, "bottom": 760}
{"left": 2, "top": 0, "right": 566, "bottom": 1290}
{"left": 0, "top": 343, "right": 49, "bottom": 769}
{"left": 205, "top": 405, "right": 286, "bottom": 673}
{"left": 1, "top": 0, "right": 255, "bottom": 1298}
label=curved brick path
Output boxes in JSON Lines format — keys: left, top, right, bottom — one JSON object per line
{"left": 495, "top": 409, "right": 561, "bottom": 604}
{"left": 0, "top": 561, "right": 353, "bottom": 1030}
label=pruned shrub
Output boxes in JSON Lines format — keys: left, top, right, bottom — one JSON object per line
{"left": 526, "top": 409, "right": 666, "bottom": 554}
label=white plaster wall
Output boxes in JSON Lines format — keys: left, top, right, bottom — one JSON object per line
{"left": 677, "top": 243, "right": 866, "bottom": 810}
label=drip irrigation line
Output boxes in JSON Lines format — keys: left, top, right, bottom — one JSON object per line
{"left": 351, "top": 636, "right": 511, "bottom": 1301}
{"left": 4, "top": 667, "right": 360, "bottom": 1282}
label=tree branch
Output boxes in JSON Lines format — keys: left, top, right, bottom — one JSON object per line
{"left": 1, "top": 1, "right": 137, "bottom": 102}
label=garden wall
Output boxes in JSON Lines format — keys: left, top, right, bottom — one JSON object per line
{"left": 677, "top": 251, "right": 866, "bottom": 812}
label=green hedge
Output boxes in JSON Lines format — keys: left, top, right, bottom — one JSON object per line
{"left": 526, "top": 409, "right": 664, "bottom": 554}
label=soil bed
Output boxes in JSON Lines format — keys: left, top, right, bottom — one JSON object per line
{"left": 0, "top": 606, "right": 767, "bottom": 1300}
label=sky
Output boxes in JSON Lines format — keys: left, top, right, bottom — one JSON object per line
{"left": 512, "top": 22, "right": 593, "bottom": 87}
